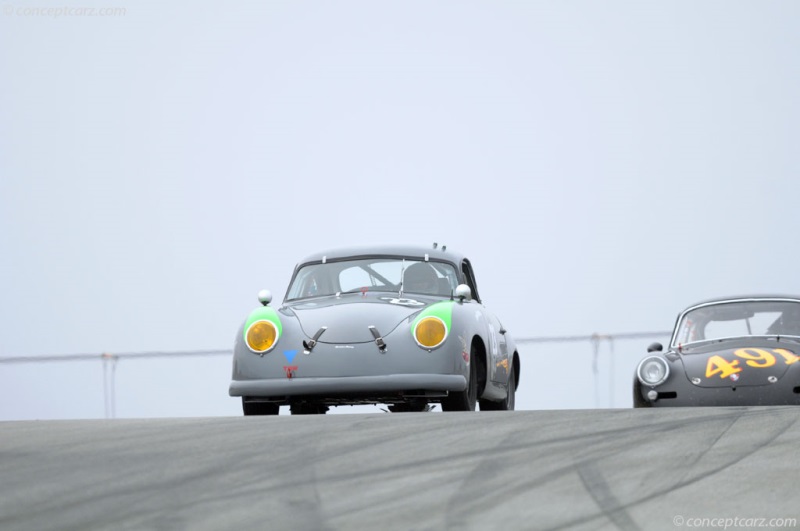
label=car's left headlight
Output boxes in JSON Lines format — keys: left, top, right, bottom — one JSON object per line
{"left": 242, "top": 306, "right": 283, "bottom": 355}
{"left": 246, "top": 320, "right": 279, "bottom": 353}
{"left": 414, "top": 316, "right": 448, "bottom": 349}
{"left": 637, "top": 356, "right": 670, "bottom": 386}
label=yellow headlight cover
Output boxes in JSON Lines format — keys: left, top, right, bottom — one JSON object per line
{"left": 414, "top": 316, "right": 447, "bottom": 349}
{"left": 246, "top": 320, "right": 278, "bottom": 353}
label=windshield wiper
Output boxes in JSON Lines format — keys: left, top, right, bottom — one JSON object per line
{"left": 336, "top": 288, "right": 366, "bottom": 296}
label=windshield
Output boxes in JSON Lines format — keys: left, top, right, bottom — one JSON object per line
{"left": 286, "top": 257, "right": 459, "bottom": 301}
{"left": 672, "top": 299, "right": 800, "bottom": 347}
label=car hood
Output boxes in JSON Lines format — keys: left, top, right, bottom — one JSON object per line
{"left": 284, "top": 293, "right": 438, "bottom": 343}
{"left": 678, "top": 339, "right": 800, "bottom": 387}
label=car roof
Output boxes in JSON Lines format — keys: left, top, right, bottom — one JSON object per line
{"left": 296, "top": 245, "right": 468, "bottom": 267}
{"left": 684, "top": 295, "right": 800, "bottom": 310}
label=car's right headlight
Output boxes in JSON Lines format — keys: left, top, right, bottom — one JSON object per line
{"left": 411, "top": 301, "right": 453, "bottom": 350}
{"left": 637, "top": 356, "right": 670, "bottom": 386}
{"left": 414, "top": 316, "right": 448, "bottom": 349}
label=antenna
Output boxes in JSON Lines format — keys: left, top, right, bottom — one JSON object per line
{"left": 399, "top": 258, "right": 406, "bottom": 298}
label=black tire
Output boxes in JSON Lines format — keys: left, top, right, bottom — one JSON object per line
{"left": 290, "top": 403, "right": 329, "bottom": 415}
{"left": 480, "top": 364, "right": 516, "bottom": 411}
{"left": 242, "top": 398, "right": 279, "bottom": 416}
{"left": 441, "top": 345, "right": 478, "bottom": 411}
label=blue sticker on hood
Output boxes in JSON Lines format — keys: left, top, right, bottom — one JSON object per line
{"left": 283, "top": 350, "right": 298, "bottom": 363}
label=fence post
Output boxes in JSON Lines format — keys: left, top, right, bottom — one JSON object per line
{"left": 102, "top": 353, "right": 118, "bottom": 419}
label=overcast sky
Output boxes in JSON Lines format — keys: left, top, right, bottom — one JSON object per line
{"left": 1, "top": 1, "right": 798, "bottom": 420}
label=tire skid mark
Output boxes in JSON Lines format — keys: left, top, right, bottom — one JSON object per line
{"left": 668, "top": 408, "right": 799, "bottom": 490}
{"left": 441, "top": 424, "right": 665, "bottom": 530}
{"left": 440, "top": 409, "right": 799, "bottom": 531}
{"left": 276, "top": 434, "right": 333, "bottom": 531}
{"left": 0, "top": 440, "right": 337, "bottom": 531}
{"left": 673, "top": 408, "right": 745, "bottom": 486}
{"left": 316, "top": 409, "right": 744, "bottom": 487}
{"left": 438, "top": 414, "right": 663, "bottom": 528}
{"left": 577, "top": 462, "right": 640, "bottom": 531}
{"left": 4, "top": 409, "right": 798, "bottom": 531}
{"left": 556, "top": 409, "right": 800, "bottom": 530}
{"left": 118, "top": 410, "right": 799, "bottom": 525}
{"left": 322, "top": 411, "right": 762, "bottom": 526}
{"left": 442, "top": 430, "right": 517, "bottom": 530}
{"left": 207, "top": 409, "right": 791, "bottom": 529}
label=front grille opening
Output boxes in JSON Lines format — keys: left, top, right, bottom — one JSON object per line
{"left": 793, "top": 387, "right": 800, "bottom": 394}
{"left": 658, "top": 392, "right": 677, "bottom": 400}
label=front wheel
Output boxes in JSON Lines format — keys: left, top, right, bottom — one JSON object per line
{"left": 480, "top": 364, "right": 516, "bottom": 411}
{"left": 441, "top": 345, "right": 478, "bottom": 411}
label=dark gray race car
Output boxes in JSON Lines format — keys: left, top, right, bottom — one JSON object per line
{"left": 229, "top": 245, "right": 521, "bottom": 415}
{"left": 634, "top": 295, "right": 800, "bottom": 407}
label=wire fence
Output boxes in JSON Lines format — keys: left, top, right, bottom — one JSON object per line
{"left": 0, "top": 349, "right": 232, "bottom": 419}
{"left": 516, "top": 331, "right": 671, "bottom": 409}
{"left": 0, "top": 331, "right": 672, "bottom": 418}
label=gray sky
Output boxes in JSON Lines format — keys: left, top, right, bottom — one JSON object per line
{"left": 1, "top": 1, "right": 798, "bottom": 419}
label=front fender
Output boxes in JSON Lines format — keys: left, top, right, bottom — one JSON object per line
{"left": 231, "top": 307, "right": 306, "bottom": 382}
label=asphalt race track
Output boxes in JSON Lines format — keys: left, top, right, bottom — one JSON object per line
{"left": 1, "top": 407, "right": 799, "bottom": 531}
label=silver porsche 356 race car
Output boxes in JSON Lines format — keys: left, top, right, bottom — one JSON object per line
{"left": 229, "top": 245, "right": 521, "bottom": 415}
{"left": 634, "top": 295, "right": 800, "bottom": 407}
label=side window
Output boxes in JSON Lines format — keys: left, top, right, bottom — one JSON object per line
{"left": 461, "top": 259, "right": 481, "bottom": 303}
{"left": 432, "top": 263, "right": 459, "bottom": 295}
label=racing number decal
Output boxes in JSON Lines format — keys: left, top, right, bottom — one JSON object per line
{"left": 705, "top": 355, "right": 741, "bottom": 379}
{"left": 736, "top": 349, "right": 777, "bottom": 368}
{"left": 704, "top": 348, "right": 800, "bottom": 379}
{"left": 773, "top": 348, "right": 800, "bottom": 365}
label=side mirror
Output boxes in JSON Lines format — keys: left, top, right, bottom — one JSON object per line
{"left": 258, "top": 289, "right": 272, "bottom": 306}
{"left": 647, "top": 342, "right": 663, "bottom": 353}
{"left": 454, "top": 284, "right": 472, "bottom": 302}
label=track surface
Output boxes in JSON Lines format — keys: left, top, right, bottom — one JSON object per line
{"left": 1, "top": 407, "right": 798, "bottom": 531}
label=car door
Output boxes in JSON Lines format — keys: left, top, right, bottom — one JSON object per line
{"left": 486, "top": 313, "right": 510, "bottom": 383}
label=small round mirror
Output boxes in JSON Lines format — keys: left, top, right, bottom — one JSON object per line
{"left": 454, "top": 284, "right": 472, "bottom": 302}
{"left": 258, "top": 289, "right": 272, "bottom": 306}
{"left": 647, "top": 342, "right": 663, "bottom": 353}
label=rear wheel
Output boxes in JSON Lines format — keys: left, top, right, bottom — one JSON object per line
{"left": 441, "top": 345, "right": 478, "bottom": 411}
{"left": 480, "top": 364, "right": 516, "bottom": 411}
{"left": 242, "top": 398, "right": 279, "bottom": 416}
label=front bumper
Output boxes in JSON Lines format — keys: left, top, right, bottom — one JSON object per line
{"left": 230, "top": 373, "right": 467, "bottom": 398}
{"left": 640, "top": 380, "right": 800, "bottom": 407}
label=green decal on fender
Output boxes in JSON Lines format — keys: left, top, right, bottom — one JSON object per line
{"left": 243, "top": 306, "right": 283, "bottom": 342}
{"left": 412, "top": 301, "right": 454, "bottom": 331}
